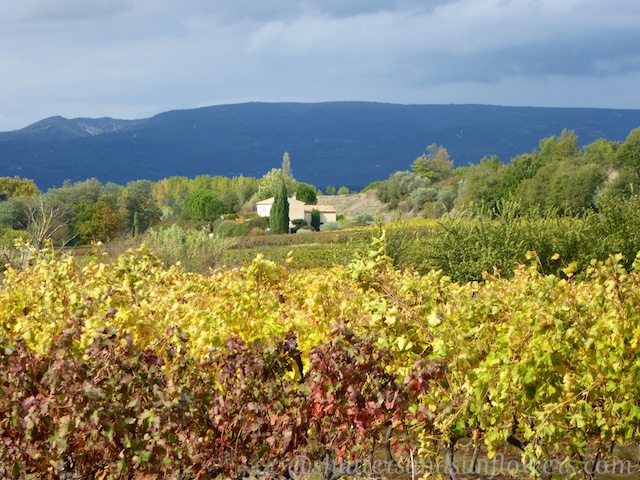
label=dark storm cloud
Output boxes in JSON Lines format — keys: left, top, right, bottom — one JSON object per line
{"left": 1, "top": 0, "right": 639, "bottom": 131}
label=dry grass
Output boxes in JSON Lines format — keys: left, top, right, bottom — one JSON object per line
{"left": 318, "top": 191, "right": 396, "bottom": 221}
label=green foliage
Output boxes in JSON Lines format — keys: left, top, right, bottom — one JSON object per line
{"left": 360, "top": 181, "right": 381, "bottom": 192}
{"left": 451, "top": 130, "right": 633, "bottom": 217}
{"left": 411, "top": 144, "right": 453, "bottom": 182}
{"left": 516, "top": 159, "right": 606, "bottom": 214}
{"left": 0, "top": 229, "right": 29, "bottom": 272}
{"left": 496, "top": 130, "right": 581, "bottom": 202}
{"left": 615, "top": 127, "right": 640, "bottom": 168}
{"left": 0, "top": 198, "right": 29, "bottom": 230}
{"left": 419, "top": 201, "right": 594, "bottom": 282}
{"left": 153, "top": 175, "right": 260, "bottom": 214}
{"left": 376, "top": 171, "right": 431, "bottom": 211}
{"left": 0, "top": 176, "right": 40, "bottom": 199}
{"left": 182, "top": 188, "right": 225, "bottom": 222}
{"left": 73, "top": 201, "right": 120, "bottom": 244}
{"left": 325, "top": 186, "right": 336, "bottom": 195}
{"left": 454, "top": 155, "right": 505, "bottom": 214}
{"left": 144, "top": 225, "right": 236, "bottom": 273}
{"left": 354, "top": 213, "right": 374, "bottom": 224}
{"left": 319, "top": 221, "right": 342, "bottom": 231}
{"left": 584, "top": 194, "right": 640, "bottom": 269}
{"left": 257, "top": 168, "right": 296, "bottom": 201}
{"left": 214, "top": 216, "right": 269, "bottom": 237}
{"left": 583, "top": 137, "right": 618, "bottom": 166}
{"left": 133, "top": 212, "right": 140, "bottom": 237}
{"left": 0, "top": 228, "right": 28, "bottom": 249}
{"left": 269, "top": 176, "right": 289, "bottom": 234}
{"left": 290, "top": 218, "right": 308, "bottom": 233}
{"left": 294, "top": 182, "right": 317, "bottom": 204}
{"left": 282, "top": 151, "right": 293, "bottom": 179}
{"left": 337, "top": 186, "right": 350, "bottom": 195}
{"left": 3, "top": 234, "right": 640, "bottom": 477}
{"left": 222, "top": 243, "right": 355, "bottom": 268}
{"left": 122, "top": 180, "right": 162, "bottom": 235}
{"left": 547, "top": 162, "right": 606, "bottom": 214}
{"left": 310, "top": 208, "right": 320, "bottom": 231}
{"left": 214, "top": 220, "right": 249, "bottom": 237}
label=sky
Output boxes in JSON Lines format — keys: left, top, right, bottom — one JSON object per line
{"left": 1, "top": 0, "right": 640, "bottom": 131}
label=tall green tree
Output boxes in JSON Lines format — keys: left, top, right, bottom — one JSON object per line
{"left": 73, "top": 201, "right": 120, "bottom": 244}
{"left": 412, "top": 144, "right": 453, "bottom": 182}
{"left": 183, "top": 189, "right": 225, "bottom": 222}
{"left": 257, "top": 168, "right": 296, "bottom": 200}
{"left": 310, "top": 209, "right": 321, "bottom": 231}
{"left": 454, "top": 155, "right": 505, "bottom": 214}
{"left": 122, "top": 180, "right": 162, "bottom": 235}
{"left": 269, "top": 175, "right": 289, "bottom": 234}
{"left": 295, "top": 182, "right": 317, "bottom": 204}
{"left": 0, "top": 198, "right": 29, "bottom": 230}
{"left": 282, "top": 151, "right": 293, "bottom": 180}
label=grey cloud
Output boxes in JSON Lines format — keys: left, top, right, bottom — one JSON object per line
{"left": 6, "top": 0, "right": 130, "bottom": 23}
{"left": 1, "top": 0, "right": 640, "bottom": 131}
{"left": 178, "top": 0, "right": 454, "bottom": 23}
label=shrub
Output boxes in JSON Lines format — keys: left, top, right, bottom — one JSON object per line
{"left": 0, "top": 228, "right": 30, "bottom": 271}
{"left": 291, "top": 218, "right": 308, "bottom": 233}
{"left": 319, "top": 222, "right": 342, "bottom": 231}
{"left": 144, "top": 224, "right": 236, "bottom": 273}
{"left": 214, "top": 220, "right": 250, "bottom": 237}
{"left": 418, "top": 201, "right": 595, "bottom": 282}
{"left": 354, "top": 213, "right": 374, "bottom": 224}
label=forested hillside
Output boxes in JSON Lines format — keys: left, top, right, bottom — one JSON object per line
{"left": 1, "top": 102, "right": 640, "bottom": 191}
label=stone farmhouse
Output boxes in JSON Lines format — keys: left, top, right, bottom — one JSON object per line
{"left": 255, "top": 195, "right": 337, "bottom": 229}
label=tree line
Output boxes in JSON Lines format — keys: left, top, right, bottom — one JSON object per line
{"left": 1, "top": 127, "right": 639, "bottom": 252}
{"left": 376, "top": 127, "right": 640, "bottom": 218}
{"left": 0, "top": 151, "right": 333, "bottom": 249}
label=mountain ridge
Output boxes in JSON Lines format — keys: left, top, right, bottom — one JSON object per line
{"left": 1, "top": 102, "right": 639, "bottom": 191}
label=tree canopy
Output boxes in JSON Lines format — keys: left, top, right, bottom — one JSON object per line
{"left": 183, "top": 189, "right": 225, "bottom": 222}
{"left": 295, "top": 183, "right": 317, "bottom": 204}
{"left": 411, "top": 144, "right": 453, "bottom": 182}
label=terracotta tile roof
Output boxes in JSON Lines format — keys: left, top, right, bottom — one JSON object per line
{"left": 255, "top": 197, "right": 336, "bottom": 213}
{"left": 304, "top": 205, "right": 336, "bottom": 213}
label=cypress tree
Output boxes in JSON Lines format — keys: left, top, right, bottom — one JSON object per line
{"left": 311, "top": 208, "right": 321, "bottom": 231}
{"left": 269, "top": 176, "right": 289, "bottom": 234}
{"left": 133, "top": 211, "right": 141, "bottom": 237}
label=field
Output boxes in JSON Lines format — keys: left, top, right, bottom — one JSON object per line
{"left": 2, "top": 220, "right": 640, "bottom": 479}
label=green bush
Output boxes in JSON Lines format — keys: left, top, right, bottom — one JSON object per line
{"left": 144, "top": 224, "right": 236, "bottom": 273}
{"left": 417, "top": 201, "right": 593, "bottom": 282}
{"left": 583, "top": 194, "right": 640, "bottom": 268}
{"left": 291, "top": 218, "right": 308, "bottom": 233}
{"left": 214, "top": 220, "right": 250, "bottom": 237}
{"left": 319, "top": 222, "right": 342, "bottom": 231}
{"left": 0, "top": 228, "right": 29, "bottom": 271}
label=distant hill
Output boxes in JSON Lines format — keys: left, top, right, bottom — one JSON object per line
{"left": 1, "top": 102, "right": 640, "bottom": 191}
